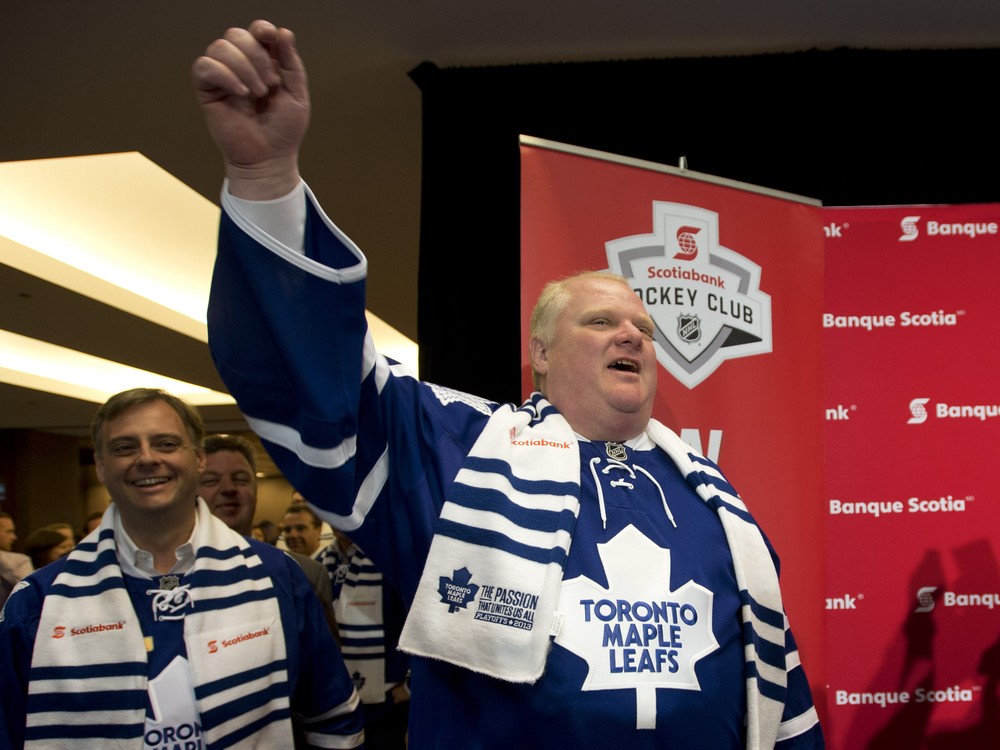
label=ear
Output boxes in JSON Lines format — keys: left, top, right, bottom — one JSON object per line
{"left": 94, "top": 451, "right": 105, "bottom": 485}
{"left": 529, "top": 336, "right": 549, "bottom": 376}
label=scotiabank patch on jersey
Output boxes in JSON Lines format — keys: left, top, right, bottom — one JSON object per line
{"left": 606, "top": 202, "right": 772, "bottom": 388}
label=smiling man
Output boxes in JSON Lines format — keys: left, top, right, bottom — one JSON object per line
{"left": 200, "top": 434, "right": 258, "bottom": 535}
{"left": 0, "top": 388, "right": 364, "bottom": 749}
{"left": 281, "top": 502, "right": 326, "bottom": 559}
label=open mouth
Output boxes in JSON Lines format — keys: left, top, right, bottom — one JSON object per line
{"left": 610, "top": 359, "right": 639, "bottom": 373}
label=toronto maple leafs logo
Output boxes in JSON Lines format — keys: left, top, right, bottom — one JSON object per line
{"left": 556, "top": 525, "right": 718, "bottom": 730}
{"left": 438, "top": 567, "right": 479, "bottom": 613}
{"left": 145, "top": 656, "right": 200, "bottom": 740}
{"left": 351, "top": 670, "right": 366, "bottom": 691}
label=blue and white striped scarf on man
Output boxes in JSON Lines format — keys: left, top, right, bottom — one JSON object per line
{"left": 399, "top": 392, "right": 788, "bottom": 749}
{"left": 26, "top": 499, "right": 293, "bottom": 749}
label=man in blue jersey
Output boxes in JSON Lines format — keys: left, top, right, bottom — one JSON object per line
{"left": 0, "top": 388, "right": 365, "bottom": 749}
{"left": 192, "top": 21, "right": 825, "bottom": 748}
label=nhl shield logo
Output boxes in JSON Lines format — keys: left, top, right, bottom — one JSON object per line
{"left": 677, "top": 314, "right": 701, "bottom": 344}
{"left": 605, "top": 442, "right": 628, "bottom": 461}
{"left": 606, "top": 201, "right": 772, "bottom": 388}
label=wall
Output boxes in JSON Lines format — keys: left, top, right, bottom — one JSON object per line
{"left": 0, "top": 429, "right": 87, "bottom": 547}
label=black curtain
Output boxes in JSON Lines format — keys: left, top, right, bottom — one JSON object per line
{"left": 412, "top": 48, "right": 1000, "bottom": 402}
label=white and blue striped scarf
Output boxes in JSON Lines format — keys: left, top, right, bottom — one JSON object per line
{"left": 399, "top": 392, "right": 787, "bottom": 749}
{"left": 331, "top": 545, "right": 388, "bottom": 704}
{"left": 26, "top": 499, "right": 293, "bottom": 749}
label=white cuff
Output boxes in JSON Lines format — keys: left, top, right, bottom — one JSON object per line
{"left": 223, "top": 179, "right": 307, "bottom": 253}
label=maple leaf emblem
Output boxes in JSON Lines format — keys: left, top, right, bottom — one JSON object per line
{"left": 351, "top": 670, "right": 366, "bottom": 691}
{"left": 437, "top": 567, "right": 480, "bottom": 613}
{"left": 556, "top": 525, "right": 719, "bottom": 730}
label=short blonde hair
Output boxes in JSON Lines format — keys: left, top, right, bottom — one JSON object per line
{"left": 528, "top": 270, "right": 631, "bottom": 389}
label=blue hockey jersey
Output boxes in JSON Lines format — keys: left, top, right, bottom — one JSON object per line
{"left": 207, "top": 185, "right": 824, "bottom": 749}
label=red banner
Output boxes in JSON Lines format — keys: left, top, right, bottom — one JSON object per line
{"left": 822, "top": 204, "right": 1000, "bottom": 748}
{"left": 520, "top": 137, "right": 828, "bottom": 715}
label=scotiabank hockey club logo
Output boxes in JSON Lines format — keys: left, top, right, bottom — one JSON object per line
{"left": 606, "top": 202, "right": 772, "bottom": 388}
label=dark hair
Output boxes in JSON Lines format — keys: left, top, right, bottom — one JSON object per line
{"left": 41, "top": 522, "right": 76, "bottom": 544}
{"left": 283, "top": 502, "right": 321, "bottom": 527}
{"left": 25, "top": 528, "right": 70, "bottom": 570}
{"left": 255, "top": 519, "right": 280, "bottom": 545}
{"left": 91, "top": 388, "right": 204, "bottom": 455}
{"left": 204, "top": 433, "right": 257, "bottom": 473}
{"left": 81, "top": 511, "right": 104, "bottom": 537}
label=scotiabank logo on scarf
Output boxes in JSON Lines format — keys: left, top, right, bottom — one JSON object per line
{"left": 606, "top": 202, "right": 772, "bottom": 388}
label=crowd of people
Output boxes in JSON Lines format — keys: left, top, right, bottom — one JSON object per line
{"left": 0, "top": 16, "right": 825, "bottom": 750}
{"left": 0, "top": 513, "right": 90, "bottom": 608}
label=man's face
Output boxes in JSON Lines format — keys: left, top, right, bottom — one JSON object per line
{"left": 94, "top": 400, "right": 205, "bottom": 523}
{"left": 200, "top": 450, "right": 257, "bottom": 536}
{"left": 530, "top": 276, "right": 657, "bottom": 440}
{"left": 0, "top": 517, "right": 16, "bottom": 551}
{"left": 282, "top": 510, "right": 322, "bottom": 555}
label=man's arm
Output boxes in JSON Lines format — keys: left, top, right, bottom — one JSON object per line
{"left": 0, "top": 579, "right": 44, "bottom": 749}
{"left": 192, "top": 20, "right": 309, "bottom": 200}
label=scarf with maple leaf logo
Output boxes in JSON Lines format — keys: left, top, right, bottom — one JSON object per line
{"left": 399, "top": 392, "right": 788, "bottom": 748}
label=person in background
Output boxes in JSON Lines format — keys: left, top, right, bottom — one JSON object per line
{"left": 200, "top": 433, "right": 340, "bottom": 640}
{"left": 281, "top": 501, "right": 326, "bottom": 559}
{"left": 253, "top": 519, "right": 280, "bottom": 544}
{"left": 0, "top": 550, "right": 31, "bottom": 611}
{"left": 41, "top": 521, "right": 78, "bottom": 546}
{"left": 0, "top": 513, "right": 32, "bottom": 610}
{"left": 23, "top": 527, "right": 74, "bottom": 570}
{"left": 325, "top": 521, "right": 410, "bottom": 750}
{"left": 0, "top": 388, "right": 364, "bottom": 748}
{"left": 0, "top": 512, "right": 20, "bottom": 553}
{"left": 82, "top": 510, "right": 105, "bottom": 538}
{"left": 193, "top": 20, "right": 823, "bottom": 748}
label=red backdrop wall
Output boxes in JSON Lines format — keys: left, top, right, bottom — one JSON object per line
{"left": 822, "top": 203, "right": 1000, "bottom": 748}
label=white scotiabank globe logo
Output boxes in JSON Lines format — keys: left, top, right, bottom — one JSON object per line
{"left": 606, "top": 202, "right": 773, "bottom": 389}
{"left": 907, "top": 398, "right": 930, "bottom": 425}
